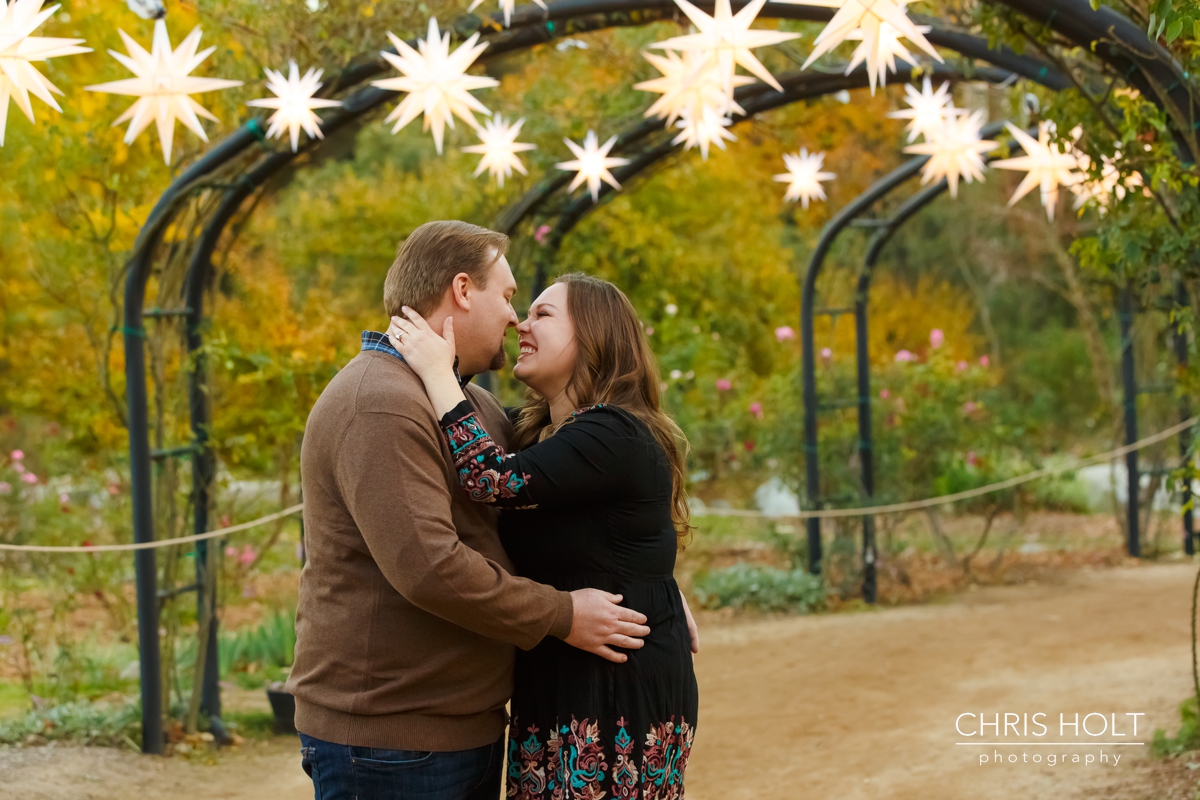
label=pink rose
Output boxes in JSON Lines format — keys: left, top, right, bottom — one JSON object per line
{"left": 894, "top": 349, "right": 916, "bottom": 363}
{"left": 774, "top": 326, "right": 796, "bottom": 342}
{"left": 225, "top": 546, "right": 238, "bottom": 558}
{"left": 929, "top": 328, "right": 945, "bottom": 349}
{"left": 956, "top": 360, "right": 968, "bottom": 372}
{"left": 966, "top": 451, "right": 978, "bottom": 467}
{"left": 20, "top": 472, "right": 37, "bottom": 484}
{"left": 58, "top": 492, "right": 70, "bottom": 504}
{"left": 879, "top": 389, "right": 889, "bottom": 399}
{"left": 820, "top": 347, "right": 832, "bottom": 360}
{"left": 645, "top": 327, "right": 654, "bottom": 336}
{"left": 10, "top": 450, "right": 23, "bottom": 461}
{"left": 534, "top": 224, "right": 552, "bottom": 244}
{"left": 12, "top": 462, "right": 24, "bottom": 474}
{"left": 239, "top": 545, "right": 256, "bottom": 565}
{"left": 979, "top": 355, "right": 990, "bottom": 368}
{"left": 716, "top": 379, "right": 732, "bottom": 391}
{"left": 749, "top": 402, "right": 763, "bottom": 419}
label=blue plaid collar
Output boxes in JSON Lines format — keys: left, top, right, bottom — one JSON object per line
{"left": 361, "top": 330, "right": 469, "bottom": 387}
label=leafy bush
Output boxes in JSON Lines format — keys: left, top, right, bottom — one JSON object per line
{"left": 1152, "top": 696, "right": 1200, "bottom": 757}
{"left": 0, "top": 700, "right": 141, "bottom": 748}
{"left": 693, "top": 564, "right": 827, "bottom": 613}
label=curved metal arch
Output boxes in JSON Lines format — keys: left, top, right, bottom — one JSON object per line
{"left": 121, "top": 0, "right": 1194, "bottom": 753}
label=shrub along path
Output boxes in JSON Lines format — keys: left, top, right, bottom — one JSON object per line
{"left": 0, "top": 562, "right": 1196, "bottom": 799}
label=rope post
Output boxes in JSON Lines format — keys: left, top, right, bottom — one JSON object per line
{"left": 1119, "top": 287, "right": 1140, "bottom": 558}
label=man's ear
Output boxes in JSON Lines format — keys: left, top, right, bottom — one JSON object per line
{"left": 449, "top": 272, "right": 472, "bottom": 312}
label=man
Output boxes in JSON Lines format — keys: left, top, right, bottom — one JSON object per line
{"left": 287, "top": 220, "right": 651, "bottom": 800}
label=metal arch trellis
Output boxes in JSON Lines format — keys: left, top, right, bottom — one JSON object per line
{"left": 121, "top": 0, "right": 1198, "bottom": 754}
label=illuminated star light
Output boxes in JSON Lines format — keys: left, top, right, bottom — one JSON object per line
{"left": 466, "top": 0, "right": 546, "bottom": 28}
{"left": 800, "top": 0, "right": 943, "bottom": 93}
{"left": 845, "top": 13, "right": 930, "bottom": 94}
{"left": 556, "top": 130, "right": 632, "bottom": 202}
{"left": 649, "top": 0, "right": 801, "bottom": 93}
{"left": 991, "top": 122, "right": 1084, "bottom": 221}
{"left": 371, "top": 17, "right": 498, "bottom": 154}
{"left": 1070, "top": 150, "right": 1144, "bottom": 213}
{"left": 635, "top": 48, "right": 751, "bottom": 125}
{"left": 672, "top": 104, "right": 737, "bottom": 160}
{"left": 903, "top": 108, "right": 997, "bottom": 197}
{"left": 462, "top": 114, "right": 536, "bottom": 187}
{"left": 246, "top": 61, "right": 341, "bottom": 153}
{"left": 888, "top": 76, "right": 957, "bottom": 143}
{"left": 0, "top": 0, "right": 92, "bottom": 146}
{"left": 774, "top": 147, "right": 836, "bottom": 209}
{"left": 86, "top": 20, "right": 243, "bottom": 164}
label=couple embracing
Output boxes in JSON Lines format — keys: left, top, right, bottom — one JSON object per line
{"left": 286, "top": 220, "right": 700, "bottom": 800}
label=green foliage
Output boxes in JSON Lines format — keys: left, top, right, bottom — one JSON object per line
{"left": 693, "top": 563, "right": 827, "bottom": 613}
{"left": 1152, "top": 696, "right": 1200, "bottom": 757}
{"left": 0, "top": 700, "right": 141, "bottom": 749}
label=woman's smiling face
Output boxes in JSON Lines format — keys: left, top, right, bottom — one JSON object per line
{"left": 513, "top": 282, "right": 577, "bottom": 394}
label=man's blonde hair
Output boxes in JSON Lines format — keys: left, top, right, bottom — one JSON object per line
{"left": 383, "top": 221, "right": 510, "bottom": 317}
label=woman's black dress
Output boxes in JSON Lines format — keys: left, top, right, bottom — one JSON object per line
{"left": 438, "top": 400, "right": 698, "bottom": 800}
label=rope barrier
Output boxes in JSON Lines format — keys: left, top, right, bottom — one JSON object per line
{"left": 0, "top": 503, "right": 304, "bottom": 553}
{"left": 1, "top": 415, "right": 1195, "bottom": 552}
{"left": 698, "top": 415, "right": 1198, "bottom": 521}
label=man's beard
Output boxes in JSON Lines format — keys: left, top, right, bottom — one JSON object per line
{"left": 488, "top": 344, "right": 507, "bottom": 372}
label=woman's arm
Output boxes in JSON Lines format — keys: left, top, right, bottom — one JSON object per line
{"left": 441, "top": 399, "right": 636, "bottom": 509}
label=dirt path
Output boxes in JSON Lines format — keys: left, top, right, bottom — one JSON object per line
{"left": 2, "top": 562, "right": 1195, "bottom": 799}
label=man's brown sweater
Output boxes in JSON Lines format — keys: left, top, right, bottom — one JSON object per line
{"left": 286, "top": 345, "right": 574, "bottom": 752}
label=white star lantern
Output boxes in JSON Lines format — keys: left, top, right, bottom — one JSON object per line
{"left": 462, "top": 114, "right": 536, "bottom": 187}
{"left": 800, "top": 0, "right": 942, "bottom": 94}
{"left": 635, "top": 49, "right": 749, "bottom": 125}
{"left": 466, "top": 0, "right": 547, "bottom": 28}
{"left": 246, "top": 61, "right": 341, "bottom": 153}
{"left": 673, "top": 104, "right": 737, "bottom": 160}
{"left": 0, "top": 0, "right": 91, "bottom": 146}
{"left": 845, "top": 11, "right": 930, "bottom": 93}
{"left": 556, "top": 130, "right": 631, "bottom": 202}
{"left": 903, "top": 108, "right": 997, "bottom": 197}
{"left": 650, "top": 0, "right": 800, "bottom": 93}
{"left": 86, "top": 20, "right": 243, "bottom": 164}
{"left": 888, "top": 77, "right": 956, "bottom": 143}
{"left": 371, "top": 17, "right": 498, "bottom": 154}
{"left": 774, "top": 147, "right": 836, "bottom": 209}
{"left": 991, "top": 122, "right": 1084, "bottom": 221}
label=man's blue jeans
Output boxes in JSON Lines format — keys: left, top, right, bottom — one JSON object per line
{"left": 298, "top": 732, "right": 503, "bottom": 800}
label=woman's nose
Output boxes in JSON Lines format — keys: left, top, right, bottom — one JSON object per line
{"left": 516, "top": 316, "right": 531, "bottom": 333}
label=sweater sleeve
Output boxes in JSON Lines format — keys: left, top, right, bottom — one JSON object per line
{"left": 336, "top": 410, "right": 574, "bottom": 649}
{"left": 440, "top": 400, "right": 639, "bottom": 509}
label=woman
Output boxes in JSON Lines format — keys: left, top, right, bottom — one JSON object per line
{"left": 388, "top": 272, "right": 698, "bottom": 800}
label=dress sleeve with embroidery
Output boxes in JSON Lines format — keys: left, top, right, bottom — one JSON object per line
{"left": 439, "top": 399, "right": 643, "bottom": 509}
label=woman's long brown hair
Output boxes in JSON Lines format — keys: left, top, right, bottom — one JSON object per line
{"left": 511, "top": 273, "right": 693, "bottom": 546}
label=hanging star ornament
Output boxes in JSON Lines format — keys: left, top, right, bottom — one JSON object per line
{"left": 465, "top": 0, "right": 546, "bottom": 28}
{"left": 462, "top": 114, "right": 536, "bottom": 187}
{"left": 903, "top": 108, "right": 997, "bottom": 197}
{"left": 0, "top": 0, "right": 91, "bottom": 146}
{"left": 800, "top": 0, "right": 942, "bottom": 94}
{"left": 245, "top": 61, "right": 341, "bottom": 153}
{"left": 774, "top": 147, "right": 836, "bottom": 209}
{"left": 649, "top": 0, "right": 800, "bottom": 93}
{"left": 556, "top": 130, "right": 631, "bottom": 202}
{"left": 371, "top": 17, "right": 498, "bottom": 154}
{"left": 844, "top": 12, "right": 930, "bottom": 93}
{"left": 672, "top": 104, "right": 736, "bottom": 160}
{"left": 888, "top": 76, "right": 957, "bottom": 143}
{"left": 991, "top": 122, "right": 1084, "bottom": 221}
{"left": 86, "top": 20, "right": 242, "bottom": 164}
{"left": 635, "top": 48, "right": 750, "bottom": 125}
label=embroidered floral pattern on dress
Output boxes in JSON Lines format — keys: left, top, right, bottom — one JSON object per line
{"left": 508, "top": 715, "right": 691, "bottom": 800}
{"left": 443, "top": 412, "right": 533, "bottom": 503}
